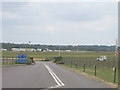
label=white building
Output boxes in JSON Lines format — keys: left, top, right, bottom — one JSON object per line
{"left": 65, "top": 50, "right": 71, "bottom": 52}
{"left": 36, "top": 49, "right": 42, "bottom": 51}
{"left": 0, "top": 48, "right": 7, "bottom": 51}
{"left": 11, "top": 48, "right": 36, "bottom": 51}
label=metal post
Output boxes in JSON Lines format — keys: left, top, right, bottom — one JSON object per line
{"left": 113, "top": 67, "right": 116, "bottom": 83}
{"left": 69, "top": 57, "right": 70, "bottom": 65}
{"left": 83, "top": 64, "right": 85, "bottom": 72}
{"left": 76, "top": 63, "right": 78, "bottom": 69}
{"left": 94, "top": 65, "right": 96, "bottom": 76}
{"left": 59, "top": 45, "right": 60, "bottom": 57}
{"left": 71, "top": 61, "right": 72, "bottom": 68}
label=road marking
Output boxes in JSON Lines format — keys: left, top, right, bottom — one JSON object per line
{"left": 44, "top": 63, "right": 65, "bottom": 88}
{"left": 45, "top": 65, "right": 61, "bottom": 86}
{"left": 46, "top": 65, "right": 64, "bottom": 86}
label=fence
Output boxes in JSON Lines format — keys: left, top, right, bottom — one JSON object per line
{"left": 63, "top": 56, "right": 118, "bottom": 69}
{"left": 62, "top": 56, "right": 118, "bottom": 83}
{"left": 2, "top": 57, "right": 17, "bottom": 64}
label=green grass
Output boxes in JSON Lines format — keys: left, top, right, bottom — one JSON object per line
{"left": 0, "top": 62, "right": 26, "bottom": 66}
{"left": 2, "top": 51, "right": 115, "bottom": 58}
{"left": 62, "top": 63, "right": 118, "bottom": 85}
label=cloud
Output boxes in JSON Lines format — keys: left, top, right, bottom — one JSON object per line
{"left": 2, "top": 2, "right": 118, "bottom": 45}
{"left": 2, "top": 0, "right": 119, "bottom": 2}
{"left": 49, "top": 15, "right": 117, "bottom": 33}
{"left": 2, "top": 12, "right": 21, "bottom": 20}
{"left": 47, "top": 26, "right": 56, "bottom": 31}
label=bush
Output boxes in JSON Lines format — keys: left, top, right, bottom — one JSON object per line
{"left": 26, "top": 58, "right": 32, "bottom": 65}
{"left": 53, "top": 56, "right": 64, "bottom": 64}
{"left": 55, "top": 61, "right": 64, "bottom": 64}
{"left": 45, "top": 58, "right": 50, "bottom": 61}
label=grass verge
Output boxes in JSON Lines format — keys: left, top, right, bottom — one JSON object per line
{"left": 1, "top": 62, "right": 26, "bottom": 67}
{"left": 60, "top": 64, "right": 118, "bottom": 88}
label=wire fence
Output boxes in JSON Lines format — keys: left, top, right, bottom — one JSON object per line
{"left": 62, "top": 56, "right": 118, "bottom": 83}
{"left": 2, "top": 57, "right": 17, "bottom": 64}
{"left": 63, "top": 56, "right": 118, "bottom": 69}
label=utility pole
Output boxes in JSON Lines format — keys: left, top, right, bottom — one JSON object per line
{"left": 28, "top": 41, "right": 31, "bottom": 51}
{"left": 114, "top": 39, "right": 118, "bottom": 56}
{"left": 59, "top": 45, "right": 61, "bottom": 57}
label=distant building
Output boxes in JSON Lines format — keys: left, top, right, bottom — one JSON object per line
{"left": 54, "top": 50, "right": 59, "bottom": 51}
{"left": 41, "top": 48, "right": 53, "bottom": 52}
{"left": 65, "top": 50, "right": 71, "bottom": 52}
{"left": 11, "top": 48, "right": 25, "bottom": 51}
{"left": 26, "top": 48, "right": 36, "bottom": 52}
{"left": 36, "top": 49, "right": 42, "bottom": 51}
{"left": 48, "top": 49, "right": 53, "bottom": 51}
{"left": 11, "top": 48, "right": 36, "bottom": 51}
{"left": 0, "top": 48, "right": 7, "bottom": 51}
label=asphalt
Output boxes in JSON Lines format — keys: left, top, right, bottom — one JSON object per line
{"left": 2, "top": 61, "right": 116, "bottom": 89}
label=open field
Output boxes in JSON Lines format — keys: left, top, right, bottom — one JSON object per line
{"left": 1, "top": 51, "right": 118, "bottom": 85}
{"left": 2, "top": 51, "right": 116, "bottom": 58}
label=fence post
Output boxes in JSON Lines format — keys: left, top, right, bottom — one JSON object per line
{"left": 113, "top": 67, "right": 116, "bottom": 83}
{"left": 69, "top": 57, "right": 70, "bottom": 65}
{"left": 94, "top": 65, "right": 96, "bottom": 76}
{"left": 83, "top": 64, "right": 85, "bottom": 72}
{"left": 76, "top": 63, "right": 78, "bottom": 69}
{"left": 71, "top": 61, "right": 72, "bottom": 68}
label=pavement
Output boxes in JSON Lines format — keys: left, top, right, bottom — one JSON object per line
{"left": 2, "top": 61, "right": 117, "bottom": 89}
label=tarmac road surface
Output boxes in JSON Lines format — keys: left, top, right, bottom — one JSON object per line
{"left": 2, "top": 61, "right": 116, "bottom": 89}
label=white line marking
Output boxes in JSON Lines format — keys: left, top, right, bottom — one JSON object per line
{"left": 48, "top": 85, "right": 60, "bottom": 88}
{"left": 47, "top": 66, "right": 65, "bottom": 86}
{"left": 44, "top": 63, "right": 65, "bottom": 88}
{"left": 45, "top": 65, "right": 61, "bottom": 86}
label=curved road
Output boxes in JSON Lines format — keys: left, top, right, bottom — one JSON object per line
{"left": 2, "top": 61, "right": 116, "bottom": 89}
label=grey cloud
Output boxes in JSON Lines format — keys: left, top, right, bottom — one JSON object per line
{"left": 2, "top": 2, "right": 118, "bottom": 45}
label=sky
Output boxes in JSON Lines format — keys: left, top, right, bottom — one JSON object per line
{"left": 1, "top": 0, "right": 118, "bottom": 45}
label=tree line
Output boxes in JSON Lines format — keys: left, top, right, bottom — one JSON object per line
{"left": 1, "top": 43, "right": 115, "bottom": 51}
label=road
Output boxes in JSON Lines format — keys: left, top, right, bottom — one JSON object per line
{"left": 2, "top": 61, "right": 116, "bottom": 89}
